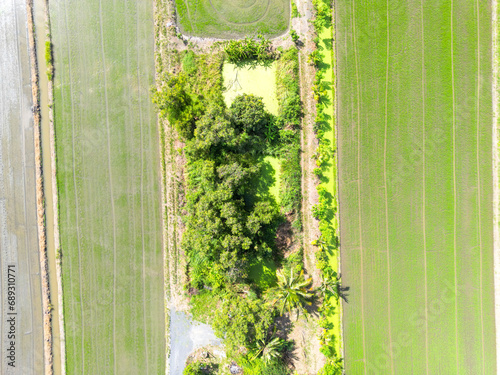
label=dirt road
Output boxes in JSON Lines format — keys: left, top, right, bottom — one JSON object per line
{"left": 0, "top": 0, "right": 44, "bottom": 373}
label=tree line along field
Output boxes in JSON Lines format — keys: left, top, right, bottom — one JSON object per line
{"left": 337, "top": 0, "right": 496, "bottom": 373}
{"left": 174, "top": 0, "right": 290, "bottom": 38}
{"left": 49, "top": 0, "right": 165, "bottom": 373}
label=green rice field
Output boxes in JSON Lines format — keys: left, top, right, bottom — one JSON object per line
{"left": 49, "top": 0, "right": 165, "bottom": 373}
{"left": 174, "top": 0, "right": 290, "bottom": 38}
{"left": 336, "top": 0, "right": 496, "bottom": 373}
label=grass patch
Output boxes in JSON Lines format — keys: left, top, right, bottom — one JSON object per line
{"left": 174, "top": 0, "right": 290, "bottom": 39}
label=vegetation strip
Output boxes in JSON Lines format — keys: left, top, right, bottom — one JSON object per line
{"left": 308, "top": 0, "right": 344, "bottom": 373}
{"left": 25, "top": 0, "right": 53, "bottom": 373}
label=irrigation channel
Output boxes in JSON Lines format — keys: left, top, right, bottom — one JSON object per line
{"left": 33, "top": 0, "right": 63, "bottom": 374}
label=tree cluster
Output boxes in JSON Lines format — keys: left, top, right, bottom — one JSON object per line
{"left": 182, "top": 95, "right": 280, "bottom": 288}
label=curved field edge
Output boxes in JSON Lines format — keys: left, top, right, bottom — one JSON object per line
{"left": 173, "top": 0, "right": 291, "bottom": 39}
{"left": 49, "top": 0, "right": 165, "bottom": 373}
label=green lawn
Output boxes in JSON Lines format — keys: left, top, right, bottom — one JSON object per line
{"left": 50, "top": 0, "right": 165, "bottom": 373}
{"left": 337, "top": 0, "right": 496, "bottom": 373}
{"left": 174, "top": 0, "right": 290, "bottom": 38}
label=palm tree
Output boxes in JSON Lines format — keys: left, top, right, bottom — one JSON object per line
{"left": 251, "top": 336, "right": 284, "bottom": 363}
{"left": 269, "top": 268, "right": 314, "bottom": 319}
{"left": 311, "top": 234, "right": 328, "bottom": 252}
{"left": 320, "top": 269, "right": 348, "bottom": 302}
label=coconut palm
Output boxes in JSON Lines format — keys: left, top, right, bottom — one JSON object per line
{"left": 320, "top": 268, "right": 348, "bottom": 302}
{"left": 269, "top": 268, "right": 314, "bottom": 319}
{"left": 311, "top": 234, "right": 328, "bottom": 252}
{"left": 251, "top": 336, "right": 285, "bottom": 363}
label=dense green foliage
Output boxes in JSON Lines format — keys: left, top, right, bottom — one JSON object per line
{"left": 153, "top": 52, "right": 224, "bottom": 139}
{"left": 156, "top": 48, "right": 307, "bottom": 374}
{"left": 291, "top": 0, "right": 300, "bottom": 18}
{"left": 312, "top": 0, "right": 332, "bottom": 29}
{"left": 183, "top": 362, "right": 204, "bottom": 375}
{"left": 275, "top": 47, "right": 303, "bottom": 226}
{"left": 268, "top": 269, "right": 313, "bottom": 318}
{"left": 183, "top": 95, "right": 280, "bottom": 288}
{"left": 212, "top": 291, "right": 275, "bottom": 353}
{"left": 311, "top": 1, "right": 343, "bottom": 373}
{"left": 224, "top": 38, "right": 277, "bottom": 63}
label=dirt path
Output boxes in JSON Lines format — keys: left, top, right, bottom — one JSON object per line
{"left": 33, "top": 0, "right": 64, "bottom": 373}
{"left": 289, "top": 0, "right": 327, "bottom": 373}
{"left": 26, "top": 0, "right": 54, "bottom": 373}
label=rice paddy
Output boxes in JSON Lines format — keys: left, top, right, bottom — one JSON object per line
{"left": 336, "top": 0, "right": 496, "bottom": 373}
{"left": 49, "top": 0, "right": 165, "bottom": 373}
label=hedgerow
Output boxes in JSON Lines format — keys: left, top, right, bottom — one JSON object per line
{"left": 275, "top": 46, "right": 303, "bottom": 229}
{"left": 310, "top": 0, "right": 344, "bottom": 373}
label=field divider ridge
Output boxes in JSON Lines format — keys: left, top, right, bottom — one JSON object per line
{"left": 383, "top": 1, "right": 394, "bottom": 372}
{"left": 450, "top": 1, "right": 460, "bottom": 370}
{"left": 420, "top": 0, "right": 429, "bottom": 372}
{"left": 25, "top": 0, "right": 53, "bottom": 373}
{"left": 40, "top": 0, "right": 67, "bottom": 373}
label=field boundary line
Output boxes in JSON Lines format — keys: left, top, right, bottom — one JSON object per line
{"left": 26, "top": 0, "right": 54, "bottom": 373}
{"left": 451, "top": 1, "right": 459, "bottom": 371}
{"left": 132, "top": 2, "right": 150, "bottom": 372}
{"left": 420, "top": 1, "right": 429, "bottom": 373}
{"left": 383, "top": 1, "right": 394, "bottom": 372}
{"left": 97, "top": 1, "right": 119, "bottom": 372}
{"left": 492, "top": 0, "right": 500, "bottom": 372}
{"left": 351, "top": 2, "right": 367, "bottom": 372}
{"left": 475, "top": 0, "right": 485, "bottom": 372}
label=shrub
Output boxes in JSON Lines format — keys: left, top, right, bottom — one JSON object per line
{"left": 183, "top": 361, "right": 204, "bottom": 375}
{"left": 44, "top": 41, "right": 52, "bottom": 66}
{"left": 182, "top": 50, "right": 197, "bottom": 75}
{"left": 224, "top": 38, "right": 276, "bottom": 63}
{"left": 291, "top": 0, "right": 300, "bottom": 18}
{"left": 212, "top": 291, "right": 275, "bottom": 353}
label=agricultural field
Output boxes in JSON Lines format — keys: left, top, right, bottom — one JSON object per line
{"left": 0, "top": 1, "right": 44, "bottom": 373}
{"left": 49, "top": 0, "right": 165, "bottom": 373}
{"left": 174, "top": 0, "right": 290, "bottom": 38}
{"left": 337, "top": 0, "right": 496, "bottom": 374}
